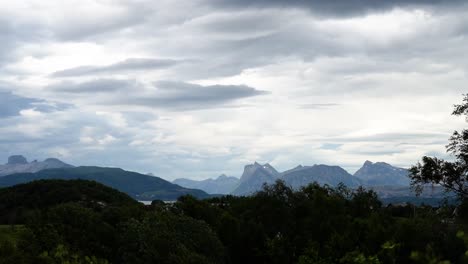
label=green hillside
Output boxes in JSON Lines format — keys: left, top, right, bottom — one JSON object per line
{"left": 0, "top": 166, "right": 210, "bottom": 201}
{"left": 0, "top": 179, "right": 139, "bottom": 224}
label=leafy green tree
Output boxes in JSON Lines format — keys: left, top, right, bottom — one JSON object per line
{"left": 38, "top": 244, "right": 109, "bottom": 264}
{"left": 339, "top": 251, "right": 381, "bottom": 264}
{"left": 117, "top": 212, "right": 225, "bottom": 264}
{"left": 410, "top": 94, "right": 468, "bottom": 199}
{"left": 27, "top": 203, "right": 116, "bottom": 261}
{"left": 350, "top": 186, "right": 382, "bottom": 218}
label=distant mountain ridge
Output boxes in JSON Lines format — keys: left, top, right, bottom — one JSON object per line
{"left": 231, "top": 162, "right": 280, "bottom": 196}
{"left": 0, "top": 155, "right": 73, "bottom": 177}
{"left": 0, "top": 166, "right": 210, "bottom": 201}
{"left": 353, "top": 160, "right": 409, "bottom": 186}
{"left": 0, "top": 155, "right": 413, "bottom": 200}
{"left": 173, "top": 174, "right": 239, "bottom": 194}
{"left": 281, "top": 164, "right": 362, "bottom": 189}
{"left": 192, "top": 160, "right": 411, "bottom": 196}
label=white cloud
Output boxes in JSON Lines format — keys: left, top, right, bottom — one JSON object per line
{"left": 0, "top": 1, "right": 467, "bottom": 179}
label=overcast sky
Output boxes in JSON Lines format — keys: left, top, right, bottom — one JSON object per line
{"left": 1, "top": 0, "right": 467, "bottom": 180}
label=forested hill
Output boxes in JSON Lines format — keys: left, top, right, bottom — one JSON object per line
{"left": 1, "top": 180, "right": 467, "bottom": 263}
{"left": 0, "top": 166, "right": 210, "bottom": 201}
{"left": 0, "top": 179, "right": 139, "bottom": 224}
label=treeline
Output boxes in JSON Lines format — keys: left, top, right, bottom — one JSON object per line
{"left": 1, "top": 179, "right": 468, "bottom": 263}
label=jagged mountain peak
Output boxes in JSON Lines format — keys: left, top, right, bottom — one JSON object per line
{"left": 217, "top": 174, "right": 228, "bottom": 179}
{"left": 363, "top": 160, "right": 393, "bottom": 168}
{"left": 232, "top": 162, "right": 280, "bottom": 196}
{"left": 363, "top": 161, "right": 399, "bottom": 170}
{"left": 1, "top": 155, "right": 74, "bottom": 177}
{"left": 354, "top": 161, "right": 409, "bottom": 186}
{"left": 281, "top": 164, "right": 362, "bottom": 189}
{"left": 173, "top": 174, "right": 239, "bottom": 194}
{"left": 7, "top": 155, "right": 28, "bottom": 165}
{"left": 262, "top": 163, "right": 279, "bottom": 176}
{"left": 241, "top": 162, "right": 279, "bottom": 180}
{"left": 374, "top": 161, "right": 392, "bottom": 167}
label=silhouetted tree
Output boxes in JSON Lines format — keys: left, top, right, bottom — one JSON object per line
{"left": 410, "top": 94, "right": 468, "bottom": 199}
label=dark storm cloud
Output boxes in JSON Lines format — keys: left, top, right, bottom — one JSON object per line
{"left": 52, "top": 58, "right": 180, "bottom": 77}
{"left": 208, "top": 0, "right": 463, "bottom": 16}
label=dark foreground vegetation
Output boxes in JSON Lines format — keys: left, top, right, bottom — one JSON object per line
{"left": 1, "top": 179, "right": 468, "bottom": 264}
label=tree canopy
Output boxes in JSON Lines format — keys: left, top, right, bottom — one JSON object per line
{"left": 410, "top": 94, "right": 468, "bottom": 199}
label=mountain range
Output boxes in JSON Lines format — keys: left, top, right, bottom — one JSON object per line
{"left": 0, "top": 155, "right": 211, "bottom": 200}
{"left": 281, "top": 164, "right": 362, "bottom": 190}
{"left": 231, "top": 162, "right": 280, "bottom": 195}
{"left": 354, "top": 160, "right": 410, "bottom": 186}
{"left": 0, "top": 155, "right": 73, "bottom": 177}
{"left": 0, "top": 154, "right": 415, "bottom": 201}
{"left": 173, "top": 174, "right": 239, "bottom": 195}
{"left": 175, "top": 160, "right": 410, "bottom": 196}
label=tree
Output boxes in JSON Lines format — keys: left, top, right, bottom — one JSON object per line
{"left": 410, "top": 94, "right": 468, "bottom": 199}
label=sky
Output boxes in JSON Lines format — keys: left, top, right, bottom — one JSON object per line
{"left": 1, "top": 0, "right": 467, "bottom": 180}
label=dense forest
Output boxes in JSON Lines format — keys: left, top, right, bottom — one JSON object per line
{"left": 0, "top": 179, "right": 467, "bottom": 263}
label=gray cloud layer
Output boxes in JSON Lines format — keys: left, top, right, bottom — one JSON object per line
{"left": 47, "top": 79, "right": 268, "bottom": 110}
{"left": 0, "top": 18, "right": 44, "bottom": 68}
{"left": 126, "top": 81, "right": 269, "bottom": 110}
{"left": 0, "top": 91, "right": 41, "bottom": 117}
{"left": 0, "top": 91, "right": 66, "bottom": 118}
{"left": 52, "top": 58, "right": 180, "bottom": 77}
{"left": 208, "top": 0, "right": 464, "bottom": 16}
{"left": 49, "top": 79, "right": 138, "bottom": 93}
{"left": 1, "top": 0, "right": 467, "bottom": 178}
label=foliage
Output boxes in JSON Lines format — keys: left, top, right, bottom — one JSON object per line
{"left": 38, "top": 244, "right": 109, "bottom": 264}
{"left": 1, "top": 178, "right": 468, "bottom": 263}
{"left": 410, "top": 94, "right": 468, "bottom": 199}
{"left": 0, "top": 179, "right": 139, "bottom": 225}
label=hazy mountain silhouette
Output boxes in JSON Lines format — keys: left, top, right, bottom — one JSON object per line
{"left": 0, "top": 166, "right": 210, "bottom": 201}
{"left": 231, "top": 162, "right": 280, "bottom": 196}
{"left": 173, "top": 174, "right": 239, "bottom": 194}
{"left": 0, "top": 155, "right": 73, "bottom": 177}
{"left": 354, "top": 160, "right": 409, "bottom": 186}
{"left": 281, "top": 164, "right": 362, "bottom": 189}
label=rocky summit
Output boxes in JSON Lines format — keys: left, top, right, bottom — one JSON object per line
{"left": 0, "top": 155, "right": 74, "bottom": 177}
{"left": 7, "top": 155, "right": 28, "bottom": 165}
{"left": 353, "top": 160, "right": 409, "bottom": 186}
{"left": 231, "top": 162, "right": 280, "bottom": 196}
{"left": 281, "top": 164, "right": 362, "bottom": 189}
{"left": 173, "top": 174, "right": 240, "bottom": 194}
